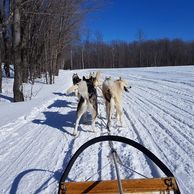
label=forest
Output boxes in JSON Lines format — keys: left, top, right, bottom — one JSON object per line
{"left": 1, "top": 0, "right": 194, "bottom": 102}
{"left": 70, "top": 35, "right": 194, "bottom": 69}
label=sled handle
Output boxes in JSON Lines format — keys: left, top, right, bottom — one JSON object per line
{"left": 58, "top": 135, "right": 180, "bottom": 193}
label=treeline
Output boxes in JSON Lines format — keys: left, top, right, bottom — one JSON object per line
{"left": 1, "top": 1, "right": 194, "bottom": 102}
{"left": 69, "top": 38, "right": 194, "bottom": 69}
{"left": 0, "top": 0, "right": 96, "bottom": 101}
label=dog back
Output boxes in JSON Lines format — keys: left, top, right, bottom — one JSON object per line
{"left": 81, "top": 77, "right": 98, "bottom": 113}
{"left": 102, "top": 78, "right": 128, "bottom": 103}
{"left": 102, "top": 79, "right": 114, "bottom": 102}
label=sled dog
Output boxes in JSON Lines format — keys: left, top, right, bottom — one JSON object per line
{"left": 72, "top": 73, "right": 81, "bottom": 85}
{"left": 73, "top": 76, "right": 98, "bottom": 136}
{"left": 66, "top": 72, "right": 101, "bottom": 96}
{"left": 89, "top": 71, "right": 101, "bottom": 88}
{"left": 66, "top": 73, "right": 81, "bottom": 97}
{"left": 102, "top": 77, "right": 129, "bottom": 129}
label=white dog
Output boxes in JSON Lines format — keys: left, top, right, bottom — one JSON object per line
{"left": 66, "top": 72, "right": 101, "bottom": 136}
{"left": 66, "top": 73, "right": 81, "bottom": 97}
{"left": 66, "top": 72, "right": 101, "bottom": 96}
{"left": 102, "top": 77, "right": 129, "bottom": 129}
{"left": 73, "top": 76, "right": 98, "bottom": 136}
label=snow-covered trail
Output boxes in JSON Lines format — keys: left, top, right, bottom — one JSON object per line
{"left": 0, "top": 66, "right": 194, "bottom": 194}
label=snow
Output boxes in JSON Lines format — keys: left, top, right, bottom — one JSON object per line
{"left": 0, "top": 66, "right": 194, "bottom": 194}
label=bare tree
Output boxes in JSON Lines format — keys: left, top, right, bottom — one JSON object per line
{"left": 0, "top": 8, "right": 4, "bottom": 93}
{"left": 137, "top": 29, "right": 145, "bottom": 66}
{"left": 13, "top": 0, "right": 24, "bottom": 102}
{"left": 0, "top": 0, "right": 11, "bottom": 92}
{"left": 70, "top": 33, "right": 194, "bottom": 69}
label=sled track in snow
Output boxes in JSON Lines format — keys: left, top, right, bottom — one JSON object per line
{"left": 60, "top": 71, "right": 194, "bottom": 193}
{"left": 124, "top": 91, "right": 194, "bottom": 159}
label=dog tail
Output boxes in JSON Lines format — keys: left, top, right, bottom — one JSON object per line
{"left": 94, "top": 71, "right": 102, "bottom": 87}
{"left": 102, "top": 79, "right": 113, "bottom": 102}
{"left": 66, "top": 84, "right": 78, "bottom": 94}
{"left": 96, "top": 71, "right": 101, "bottom": 80}
{"left": 104, "top": 89, "right": 112, "bottom": 102}
{"left": 77, "top": 80, "right": 89, "bottom": 100}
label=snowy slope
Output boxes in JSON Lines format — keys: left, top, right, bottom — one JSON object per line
{"left": 0, "top": 66, "right": 194, "bottom": 194}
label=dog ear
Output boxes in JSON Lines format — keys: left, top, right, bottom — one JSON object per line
{"left": 95, "top": 71, "right": 101, "bottom": 79}
{"left": 124, "top": 86, "right": 129, "bottom": 92}
{"left": 83, "top": 76, "right": 86, "bottom": 81}
{"left": 105, "top": 76, "right": 111, "bottom": 80}
{"left": 66, "top": 84, "right": 78, "bottom": 94}
{"left": 116, "top": 77, "right": 122, "bottom": 82}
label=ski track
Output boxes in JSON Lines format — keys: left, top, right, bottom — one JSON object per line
{"left": 129, "top": 90, "right": 194, "bottom": 156}
{"left": 1, "top": 68, "right": 194, "bottom": 194}
{"left": 127, "top": 85, "right": 194, "bottom": 158}
{"left": 124, "top": 93, "right": 194, "bottom": 173}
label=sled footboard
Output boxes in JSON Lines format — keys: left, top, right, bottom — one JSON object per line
{"left": 59, "top": 177, "right": 179, "bottom": 194}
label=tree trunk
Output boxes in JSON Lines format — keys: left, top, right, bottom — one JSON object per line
{"left": 0, "top": 16, "right": 4, "bottom": 93}
{"left": 0, "top": 62, "right": 2, "bottom": 93}
{"left": 70, "top": 48, "right": 73, "bottom": 70}
{"left": 4, "top": 63, "right": 10, "bottom": 77}
{"left": 0, "top": 60, "right": 2, "bottom": 93}
{"left": 81, "top": 45, "right": 85, "bottom": 69}
{"left": 13, "top": 0, "right": 24, "bottom": 102}
{"left": 111, "top": 47, "right": 115, "bottom": 68}
{"left": 55, "top": 53, "right": 62, "bottom": 76}
{"left": 21, "top": 44, "right": 28, "bottom": 83}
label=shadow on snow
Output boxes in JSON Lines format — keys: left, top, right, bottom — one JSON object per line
{"left": 32, "top": 99, "right": 77, "bottom": 136}
{"left": 9, "top": 168, "right": 61, "bottom": 194}
{"left": 0, "top": 94, "right": 13, "bottom": 102}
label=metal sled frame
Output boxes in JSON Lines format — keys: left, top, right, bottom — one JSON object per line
{"left": 58, "top": 135, "right": 180, "bottom": 194}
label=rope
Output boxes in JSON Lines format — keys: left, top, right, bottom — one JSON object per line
{"left": 99, "top": 114, "right": 148, "bottom": 179}
{"left": 117, "top": 160, "right": 148, "bottom": 179}
{"left": 99, "top": 113, "right": 150, "bottom": 194}
{"left": 81, "top": 97, "right": 148, "bottom": 192}
{"left": 106, "top": 125, "right": 124, "bottom": 194}
{"left": 85, "top": 161, "right": 111, "bottom": 181}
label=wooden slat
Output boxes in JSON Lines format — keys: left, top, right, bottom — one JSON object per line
{"left": 61, "top": 177, "right": 178, "bottom": 194}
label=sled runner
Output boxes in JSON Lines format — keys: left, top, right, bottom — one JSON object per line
{"left": 58, "top": 135, "right": 180, "bottom": 194}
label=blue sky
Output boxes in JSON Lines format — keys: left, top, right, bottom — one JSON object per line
{"left": 85, "top": 0, "right": 194, "bottom": 42}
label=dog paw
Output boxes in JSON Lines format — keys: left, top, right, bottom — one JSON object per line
{"left": 73, "top": 131, "right": 78, "bottom": 136}
{"left": 88, "top": 128, "right": 96, "bottom": 133}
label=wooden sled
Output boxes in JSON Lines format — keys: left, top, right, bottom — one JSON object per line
{"left": 58, "top": 135, "right": 180, "bottom": 194}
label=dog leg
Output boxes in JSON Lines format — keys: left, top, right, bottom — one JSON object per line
{"left": 73, "top": 100, "right": 87, "bottom": 136}
{"left": 115, "top": 103, "right": 123, "bottom": 127}
{"left": 91, "top": 109, "right": 97, "bottom": 133}
{"left": 75, "top": 89, "right": 78, "bottom": 97}
{"left": 105, "top": 101, "right": 111, "bottom": 129}
{"left": 82, "top": 113, "right": 88, "bottom": 124}
{"left": 105, "top": 101, "right": 109, "bottom": 120}
{"left": 107, "top": 98, "right": 114, "bottom": 129}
